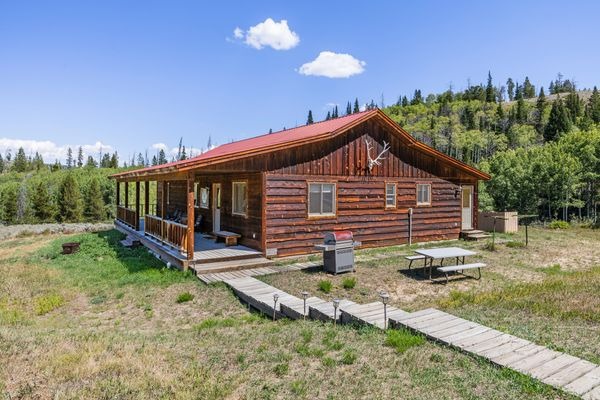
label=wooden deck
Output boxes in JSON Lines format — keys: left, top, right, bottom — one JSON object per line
{"left": 223, "top": 277, "right": 600, "bottom": 399}
{"left": 115, "top": 220, "right": 268, "bottom": 271}
{"left": 197, "top": 261, "right": 321, "bottom": 284}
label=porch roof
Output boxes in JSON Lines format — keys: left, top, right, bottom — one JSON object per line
{"left": 111, "top": 109, "right": 490, "bottom": 181}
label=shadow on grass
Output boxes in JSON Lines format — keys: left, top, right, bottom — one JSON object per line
{"left": 398, "top": 266, "right": 477, "bottom": 284}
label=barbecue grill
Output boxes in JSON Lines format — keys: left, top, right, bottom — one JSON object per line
{"left": 315, "top": 231, "right": 361, "bottom": 274}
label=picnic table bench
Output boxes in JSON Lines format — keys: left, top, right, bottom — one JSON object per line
{"left": 214, "top": 230, "right": 241, "bottom": 246}
{"left": 408, "top": 247, "right": 488, "bottom": 283}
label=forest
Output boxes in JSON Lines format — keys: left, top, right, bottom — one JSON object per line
{"left": 1, "top": 73, "right": 599, "bottom": 225}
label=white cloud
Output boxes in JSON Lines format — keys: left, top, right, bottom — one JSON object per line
{"left": 298, "top": 51, "right": 366, "bottom": 78}
{"left": 233, "top": 27, "right": 244, "bottom": 39}
{"left": 150, "top": 142, "right": 210, "bottom": 160}
{"left": 0, "top": 138, "right": 113, "bottom": 163}
{"left": 233, "top": 18, "right": 300, "bottom": 50}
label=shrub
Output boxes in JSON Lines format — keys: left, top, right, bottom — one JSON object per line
{"left": 318, "top": 280, "right": 332, "bottom": 293}
{"left": 342, "top": 276, "right": 357, "bottom": 289}
{"left": 548, "top": 220, "right": 570, "bottom": 229}
{"left": 506, "top": 240, "right": 526, "bottom": 248}
{"left": 35, "top": 293, "right": 65, "bottom": 315}
{"left": 273, "top": 362, "right": 289, "bottom": 377}
{"left": 176, "top": 292, "right": 194, "bottom": 303}
{"left": 385, "top": 329, "right": 425, "bottom": 353}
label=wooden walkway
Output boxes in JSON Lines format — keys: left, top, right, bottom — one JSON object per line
{"left": 390, "top": 309, "right": 600, "bottom": 399}
{"left": 222, "top": 277, "right": 600, "bottom": 399}
{"left": 197, "top": 261, "right": 321, "bottom": 284}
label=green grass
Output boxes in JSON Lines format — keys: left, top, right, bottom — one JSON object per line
{"left": 194, "top": 314, "right": 263, "bottom": 331}
{"left": 548, "top": 220, "right": 570, "bottom": 229}
{"left": 342, "top": 276, "right": 357, "bottom": 289}
{"left": 176, "top": 292, "right": 194, "bottom": 303}
{"left": 385, "top": 329, "right": 425, "bottom": 353}
{"left": 440, "top": 266, "right": 600, "bottom": 322}
{"left": 506, "top": 240, "right": 526, "bottom": 248}
{"left": 318, "top": 279, "right": 333, "bottom": 293}
{"left": 34, "top": 293, "right": 65, "bottom": 315}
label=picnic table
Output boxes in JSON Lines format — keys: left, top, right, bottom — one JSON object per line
{"left": 414, "top": 247, "right": 477, "bottom": 280}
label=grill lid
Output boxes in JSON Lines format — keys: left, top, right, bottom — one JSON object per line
{"left": 324, "top": 230, "right": 353, "bottom": 244}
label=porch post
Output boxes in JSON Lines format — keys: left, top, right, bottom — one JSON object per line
{"left": 124, "top": 181, "right": 129, "bottom": 208}
{"left": 116, "top": 180, "right": 120, "bottom": 207}
{"left": 186, "top": 173, "right": 195, "bottom": 263}
{"left": 160, "top": 181, "right": 166, "bottom": 241}
{"left": 135, "top": 181, "right": 140, "bottom": 231}
{"left": 144, "top": 180, "right": 150, "bottom": 216}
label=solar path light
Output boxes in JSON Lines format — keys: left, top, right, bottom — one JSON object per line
{"left": 379, "top": 291, "right": 390, "bottom": 330}
{"left": 333, "top": 298, "right": 340, "bottom": 326}
{"left": 301, "top": 291, "right": 309, "bottom": 320}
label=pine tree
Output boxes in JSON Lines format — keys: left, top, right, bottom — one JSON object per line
{"left": 77, "top": 146, "right": 84, "bottom": 167}
{"left": 268, "top": 128, "right": 272, "bottom": 134}
{"left": 535, "top": 87, "right": 547, "bottom": 134}
{"left": 485, "top": 71, "right": 495, "bottom": 102}
{"left": 51, "top": 160, "right": 61, "bottom": 171}
{"left": 346, "top": 101, "right": 352, "bottom": 115}
{"left": 85, "top": 156, "right": 97, "bottom": 168}
{"left": 1, "top": 184, "right": 18, "bottom": 224}
{"left": 158, "top": 149, "right": 167, "bottom": 164}
{"left": 100, "top": 153, "right": 110, "bottom": 168}
{"left": 334, "top": 105, "right": 339, "bottom": 118}
{"left": 66, "top": 147, "right": 73, "bottom": 168}
{"left": 151, "top": 155, "right": 158, "bottom": 166}
{"left": 514, "top": 82, "right": 523, "bottom": 100}
{"left": 110, "top": 152, "right": 119, "bottom": 168}
{"left": 411, "top": 90, "right": 423, "bottom": 105}
{"left": 31, "top": 181, "right": 54, "bottom": 222}
{"left": 207, "top": 135, "right": 212, "bottom": 149}
{"left": 401, "top": 96, "right": 409, "bottom": 107}
{"left": 515, "top": 98, "right": 527, "bottom": 123}
{"left": 57, "top": 173, "right": 82, "bottom": 222}
{"left": 137, "top": 152, "right": 146, "bottom": 165}
{"left": 565, "top": 91, "right": 582, "bottom": 120}
{"left": 13, "top": 147, "right": 28, "bottom": 172}
{"left": 306, "top": 110, "right": 314, "bottom": 125}
{"left": 180, "top": 146, "right": 187, "bottom": 160}
{"left": 496, "top": 102, "right": 505, "bottom": 119}
{"left": 85, "top": 178, "right": 105, "bottom": 221}
{"left": 32, "top": 152, "right": 44, "bottom": 170}
{"left": 353, "top": 98, "right": 360, "bottom": 113}
{"left": 0, "top": 154, "right": 4, "bottom": 173}
{"left": 507, "top": 78, "right": 515, "bottom": 101}
{"left": 523, "top": 77, "right": 536, "bottom": 98}
{"left": 586, "top": 86, "right": 600, "bottom": 123}
{"left": 325, "top": 111, "right": 331, "bottom": 121}
{"left": 544, "top": 96, "right": 571, "bottom": 142}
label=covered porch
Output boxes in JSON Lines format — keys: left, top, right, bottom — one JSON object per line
{"left": 114, "top": 171, "right": 266, "bottom": 271}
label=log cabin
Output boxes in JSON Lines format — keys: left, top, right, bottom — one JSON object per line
{"left": 111, "top": 109, "right": 490, "bottom": 271}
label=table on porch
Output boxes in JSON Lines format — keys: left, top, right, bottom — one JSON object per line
{"left": 414, "top": 247, "right": 477, "bottom": 280}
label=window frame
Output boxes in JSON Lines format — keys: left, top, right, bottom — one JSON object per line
{"left": 307, "top": 181, "right": 337, "bottom": 218}
{"left": 231, "top": 181, "right": 248, "bottom": 217}
{"left": 416, "top": 183, "right": 432, "bottom": 206}
{"left": 385, "top": 182, "right": 397, "bottom": 209}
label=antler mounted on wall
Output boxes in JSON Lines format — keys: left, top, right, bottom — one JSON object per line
{"left": 365, "top": 139, "right": 390, "bottom": 173}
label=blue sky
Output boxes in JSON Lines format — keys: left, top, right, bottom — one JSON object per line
{"left": 1, "top": 0, "right": 599, "bottom": 164}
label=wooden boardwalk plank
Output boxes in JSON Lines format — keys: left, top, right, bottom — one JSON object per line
{"left": 563, "top": 366, "right": 600, "bottom": 397}
{"left": 543, "top": 359, "right": 597, "bottom": 388}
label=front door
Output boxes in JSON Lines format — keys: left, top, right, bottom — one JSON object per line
{"left": 212, "top": 183, "right": 221, "bottom": 233}
{"left": 461, "top": 185, "right": 473, "bottom": 230}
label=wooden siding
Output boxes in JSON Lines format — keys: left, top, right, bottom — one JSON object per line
{"left": 265, "top": 174, "right": 462, "bottom": 257}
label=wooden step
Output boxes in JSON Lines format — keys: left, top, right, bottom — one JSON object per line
{"left": 465, "top": 233, "right": 492, "bottom": 241}
{"left": 193, "top": 257, "right": 273, "bottom": 274}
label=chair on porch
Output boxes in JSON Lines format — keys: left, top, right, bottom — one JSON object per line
{"left": 194, "top": 214, "right": 203, "bottom": 233}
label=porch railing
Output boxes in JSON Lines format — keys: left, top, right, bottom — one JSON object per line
{"left": 117, "top": 205, "right": 137, "bottom": 228}
{"left": 144, "top": 214, "right": 188, "bottom": 253}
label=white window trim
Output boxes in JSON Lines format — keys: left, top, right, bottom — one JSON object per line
{"left": 385, "top": 182, "right": 397, "bottom": 209}
{"left": 308, "top": 182, "right": 337, "bottom": 217}
{"left": 416, "top": 183, "right": 431, "bottom": 206}
{"left": 232, "top": 181, "right": 248, "bottom": 217}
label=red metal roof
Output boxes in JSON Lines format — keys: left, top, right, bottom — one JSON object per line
{"left": 112, "top": 109, "right": 490, "bottom": 180}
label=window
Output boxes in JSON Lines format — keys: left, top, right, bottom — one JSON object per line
{"left": 232, "top": 182, "right": 248, "bottom": 216}
{"left": 199, "top": 187, "right": 209, "bottom": 209}
{"left": 417, "top": 183, "right": 431, "bottom": 206}
{"left": 308, "top": 183, "right": 336, "bottom": 216}
{"left": 385, "top": 183, "right": 396, "bottom": 208}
